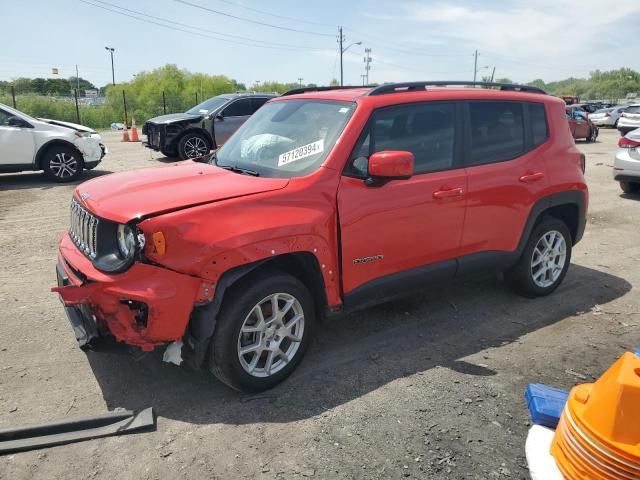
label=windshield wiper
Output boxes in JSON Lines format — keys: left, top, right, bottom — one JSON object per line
{"left": 219, "top": 165, "right": 260, "bottom": 176}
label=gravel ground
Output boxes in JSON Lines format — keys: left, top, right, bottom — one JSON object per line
{"left": 0, "top": 128, "right": 638, "bottom": 479}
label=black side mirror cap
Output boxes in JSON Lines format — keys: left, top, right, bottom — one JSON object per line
{"left": 7, "top": 116, "right": 31, "bottom": 128}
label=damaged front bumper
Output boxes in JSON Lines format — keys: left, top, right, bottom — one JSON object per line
{"left": 74, "top": 134, "right": 107, "bottom": 168}
{"left": 52, "top": 234, "right": 206, "bottom": 351}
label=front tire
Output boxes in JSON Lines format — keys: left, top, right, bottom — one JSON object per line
{"left": 506, "top": 217, "right": 572, "bottom": 298}
{"left": 178, "top": 132, "right": 210, "bottom": 160}
{"left": 586, "top": 127, "right": 598, "bottom": 143}
{"left": 208, "top": 270, "right": 315, "bottom": 392}
{"left": 42, "top": 145, "right": 83, "bottom": 182}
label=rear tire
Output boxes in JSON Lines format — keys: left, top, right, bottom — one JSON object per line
{"left": 42, "top": 145, "right": 84, "bottom": 182}
{"left": 178, "top": 132, "right": 211, "bottom": 160}
{"left": 620, "top": 181, "right": 640, "bottom": 194}
{"left": 207, "top": 270, "right": 315, "bottom": 392}
{"left": 506, "top": 216, "right": 572, "bottom": 298}
{"left": 586, "top": 127, "right": 598, "bottom": 143}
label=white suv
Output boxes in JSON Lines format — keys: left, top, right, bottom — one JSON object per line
{"left": 617, "top": 104, "right": 640, "bottom": 136}
{"left": 0, "top": 103, "right": 106, "bottom": 182}
{"left": 614, "top": 128, "right": 640, "bottom": 194}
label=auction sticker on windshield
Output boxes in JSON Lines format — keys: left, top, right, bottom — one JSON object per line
{"left": 278, "top": 139, "right": 324, "bottom": 166}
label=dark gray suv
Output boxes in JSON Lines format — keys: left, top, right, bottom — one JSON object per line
{"left": 143, "top": 93, "right": 276, "bottom": 160}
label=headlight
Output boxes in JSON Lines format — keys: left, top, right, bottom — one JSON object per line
{"left": 74, "top": 131, "right": 91, "bottom": 138}
{"left": 117, "top": 224, "right": 137, "bottom": 259}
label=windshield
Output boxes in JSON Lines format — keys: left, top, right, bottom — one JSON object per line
{"left": 186, "top": 96, "right": 230, "bottom": 115}
{"left": 214, "top": 99, "right": 355, "bottom": 178}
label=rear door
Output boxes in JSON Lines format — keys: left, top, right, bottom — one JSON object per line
{"left": 338, "top": 102, "right": 467, "bottom": 302}
{"left": 0, "top": 107, "right": 36, "bottom": 166}
{"left": 458, "top": 101, "right": 550, "bottom": 269}
{"left": 215, "top": 98, "right": 253, "bottom": 145}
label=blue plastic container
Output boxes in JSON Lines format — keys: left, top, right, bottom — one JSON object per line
{"left": 525, "top": 383, "right": 569, "bottom": 429}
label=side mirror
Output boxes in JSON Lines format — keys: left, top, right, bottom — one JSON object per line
{"left": 7, "top": 116, "right": 30, "bottom": 128}
{"left": 214, "top": 112, "right": 224, "bottom": 121}
{"left": 367, "top": 150, "right": 414, "bottom": 183}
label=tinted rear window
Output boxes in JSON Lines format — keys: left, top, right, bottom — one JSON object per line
{"left": 626, "top": 106, "right": 640, "bottom": 114}
{"left": 530, "top": 103, "right": 548, "bottom": 147}
{"left": 468, "top": 102, "right": 524, "bottom": 166}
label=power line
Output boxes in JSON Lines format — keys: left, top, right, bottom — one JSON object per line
{"left": 83, "top": 0, "right": 325, "bottom": 50}
{"left": 174, "top": 0, "right": 334, "bottom": 37}
{"left": 213, "top": 0, "right": 334, "bottom": 28}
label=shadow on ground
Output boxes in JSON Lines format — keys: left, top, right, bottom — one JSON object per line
{"left": 86, "top": 264, "right": 630, "bottom": 425}
{"left": 0, "top": 169, "right": 112, "bottom": 192}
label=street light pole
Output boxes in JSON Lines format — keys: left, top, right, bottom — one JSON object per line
{"left": 338, "top": 26, "right": 361, "bottom": 86}
{"left": 473, "top": 49, "right": 478, "bottom": 82}
{"left": 298, "top": 77, "right": 303, "bottom": 87}
{"left": 105, "top": 47, "right": 115, "bottom": 86}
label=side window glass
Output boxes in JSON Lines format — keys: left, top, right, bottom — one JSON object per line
{"left": 372, "top": 103, "right": 455, "bottom": 174}
{"left": 530, "top": 103, "right": 548, "bottom": 147}
{"left": 223, "top": 98, "right": 252, "bottom": 117}
{"left": 468, "top": 101, "right": 524, "bottom": 166}
{"left": 0, "top": 109, "right": 11, "bottom": 126}
{"left": 251, "top": 97, "right": 269, "bottom": 113}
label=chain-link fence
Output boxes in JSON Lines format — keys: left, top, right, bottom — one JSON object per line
{"left": 0, "top": 88, "right": 229, "bottom": 130}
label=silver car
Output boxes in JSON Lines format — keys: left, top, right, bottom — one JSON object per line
{"left": 589, "top": 106, "right": 627, "bottom": 128}
{"left": 613, "top": 127, "right": 640, "bottom": 194}
{"left": 617, "top": 104, "right": 640, "bottom": 136}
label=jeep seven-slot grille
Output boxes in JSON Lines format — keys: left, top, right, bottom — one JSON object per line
{"left": 69, "top": 198, "right": 99, "bottom": 259}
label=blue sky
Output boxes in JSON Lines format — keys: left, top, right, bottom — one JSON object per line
{"left": 2, "top": 0, "right": 639, "bottom": 88}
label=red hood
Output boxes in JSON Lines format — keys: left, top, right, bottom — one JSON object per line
{"left": 75, "top": 161, "right": 289, "bottom": 223}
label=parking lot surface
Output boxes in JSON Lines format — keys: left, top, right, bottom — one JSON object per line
{"left": 1, "top": 128, "right": 638, "bottom": 479}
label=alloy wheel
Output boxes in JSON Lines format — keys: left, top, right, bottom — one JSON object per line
{"left": 531, "top": 230, "right": 567, "bottom": 288}
{"left": 237, "top": 293, "right": 305, "bottom": 378}
{"left": 49, "top": 152, "right": 78, "bottom": 178}
{"left": 183, "top": 136, "right": 208, "bottom": 158}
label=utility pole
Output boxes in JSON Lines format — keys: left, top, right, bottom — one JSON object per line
{"left": 298, "top": 77, "right": 303, "bottom": 87}
{"left": 473, "top": 49, "right": 478, "bottom": 82}
{"left": 105, "top": 47, "right": 115, "bottom": 86}
{"left": 337, "top": 26, "right": 361, "bottom": 86}
{"left": 75, "top": 64, "right": 80, "bottom": 95}
{"left": 490, "top": 66, "right": 496, "bottom": 82}
{"left": 338, "top": 27, "right": 344, "bottom": 87}
{"left": 360, "top": 74, "right": 366, "bottom": 86}
{"left": 363, "top": 48, "right": 372, "bottom": 85}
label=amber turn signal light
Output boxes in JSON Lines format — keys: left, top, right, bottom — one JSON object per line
{"left": 152, "top": 231, "right": 166, "bottom": 255}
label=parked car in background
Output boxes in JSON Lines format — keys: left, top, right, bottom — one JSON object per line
{"left": 589, "top": 106, "right": 627, "bottom": 128}
{"left": 0, "top": 103, "right": 106, "bottom": 182}
{"left": 613, "top": 127, "right": 640, "bottom": 194}
{"left": 143, "top": 93, "right": 277, "bottom": 160}
{"left": 54, "top": 82, "right": 587, "bottom": 392}
{"left": 566, "top": 107, "right": 598, "bottom": 142}
{"left": 617, "top": 104, "right": 640, "bottom": 136}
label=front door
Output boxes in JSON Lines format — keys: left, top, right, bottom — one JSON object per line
{"left": 214, "top": 98, "right": 253, "bottom": 146}
{"left": 337, "top": 102, "right": 467, "bottom": 305}
{"left": 0, "top": 108, "right": 35, "bottom": 166}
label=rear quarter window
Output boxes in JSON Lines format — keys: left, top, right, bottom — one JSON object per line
{"left": 529, "top": 103, "right": 549, "bottom": 147}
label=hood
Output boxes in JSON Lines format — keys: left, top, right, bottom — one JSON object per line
{"left": 38, "top": 118, "right": 95, "bottom": 133}
{"left": 146, "top": 112, "right": 203, "bottom": 124}
{"left": 74, "top": 161, "right": 289, "bottom": 223}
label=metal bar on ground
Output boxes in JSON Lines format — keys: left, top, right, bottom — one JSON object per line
{"left": 0, "top": 408, "right": 155, "bottom": 455}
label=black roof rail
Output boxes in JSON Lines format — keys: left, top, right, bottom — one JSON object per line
{"left": 281, "top": 85, "right": 367, "bottom": 97}
{"left": 367, "top": 81, "right": 546, "bottom": 96}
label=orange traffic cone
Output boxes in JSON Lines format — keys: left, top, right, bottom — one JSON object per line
{"left": 551, "top": 351, "right": 640, "bottom": 479}
{"left": 121, "top": 121, "right": 130, "bottom": 142}
{"left": 130, "top": 117, "right": 140, "bottom": 142}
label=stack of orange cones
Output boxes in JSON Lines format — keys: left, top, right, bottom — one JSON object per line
{"left": 551, "top": 352, "right": 640, "bottom": 479}
{"left": 130, "top": 117, "right": 140, "bottom": 142}
{"left": 121, "top": 121, "right": 130, "bottom": 142}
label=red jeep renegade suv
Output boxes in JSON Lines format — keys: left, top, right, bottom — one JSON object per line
{"left": 54, "top": 82, "right": 588, "bottom": 392}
